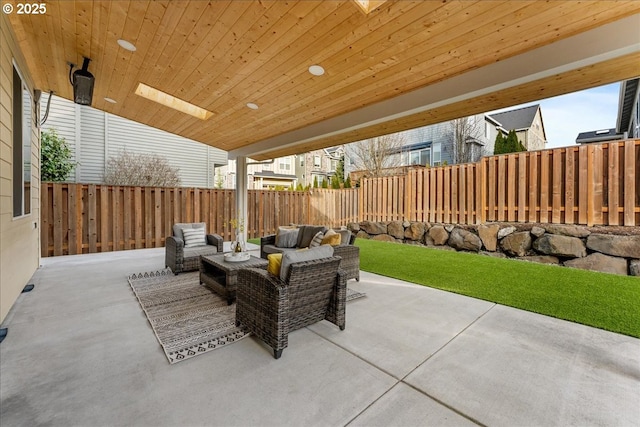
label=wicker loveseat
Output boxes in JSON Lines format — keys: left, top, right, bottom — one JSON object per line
{"left": 236, "top": 247, "right": 346, "bottom": 359}
{"left": 165, "top": 222, "right": 223, "bottom": 274}
{"left": 260, "top": 225, "right": 360, "bottom": 281}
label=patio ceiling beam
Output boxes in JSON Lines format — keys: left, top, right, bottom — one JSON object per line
{"left": 230, "top": 14, "right": 640, "bottom": 161}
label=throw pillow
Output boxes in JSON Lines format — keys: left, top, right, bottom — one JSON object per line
{"left": 173, "top": 222, "right": 206, "bottom": 242}
{"left": 280, "top": 245, "right": 334, "bottom": 281}
{"left": 267, "top": 253, "right": 283, "bottom": 276}
{"left": 308, "top": 231, "right": 324, "bottom": 248}
{"left": 183, "top": 227, "right": 206, "bottom": 247}
{"left": 321, "top": 229, "right": 341, "bottom": 246}
{"left": 275, "top": 227, "right": 299, "bottom": 248}
{"left": 336, "top": 229, "right": 352, "bottom": 246}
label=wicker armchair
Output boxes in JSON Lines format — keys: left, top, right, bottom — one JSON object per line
{"left": 165, "top": 223, "right": 223, "bottom": 274}
{"left": 260, "top": 227, "right": 360, "bottom": 281}
{"left": 236, "top": 256, "right": 346, "bottom": 359}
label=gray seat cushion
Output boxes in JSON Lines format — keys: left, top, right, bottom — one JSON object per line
{"left": 297, "top": 225, "right": 327, "bottom": 248}
{"left": 336, "top": 229, "right": 352, "bottom": 246}
{"left": 280, "top": 245, "right": 334, "bottom": 281}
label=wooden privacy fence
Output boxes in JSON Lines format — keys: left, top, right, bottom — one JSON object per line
{"left": 41, "top": 140, "right": 638, "bottom": 257}
{"left": 41, "top": 186, "right": 358, "bottom": 257}
{"left": 360, "top": 140, "right": 640, "bottom": 227}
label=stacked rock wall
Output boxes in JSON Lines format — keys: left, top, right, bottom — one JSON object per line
{"left": 348, "top": 221, "right": 640, "bottom": 276}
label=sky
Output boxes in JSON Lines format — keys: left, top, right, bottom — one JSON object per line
{"left": 488, "top": 82, "right": 621, "bottom": 149}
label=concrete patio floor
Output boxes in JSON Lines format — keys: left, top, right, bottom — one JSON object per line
{"left": 1, "top": 246, "right": 638, "bottom": 427}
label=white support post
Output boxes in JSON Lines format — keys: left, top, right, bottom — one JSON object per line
{"left": 235, "top": 156, "right": 248, "bottom": 243}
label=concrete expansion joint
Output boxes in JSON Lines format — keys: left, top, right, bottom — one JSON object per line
{"left": 310, "top": 303, "right": 497, "bottom": 427}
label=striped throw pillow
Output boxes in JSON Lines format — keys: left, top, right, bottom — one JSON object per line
{"left": 308, "top": 231, "right": 324, "bottom": 248}
{"left": 183, "top": 227, "right": 206, "bottom": 247}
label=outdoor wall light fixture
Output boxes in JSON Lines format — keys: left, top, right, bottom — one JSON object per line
{"left": 69, "top": 57, "right": 95, "bottom": 106}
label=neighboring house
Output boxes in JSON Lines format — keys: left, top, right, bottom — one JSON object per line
{"left": 575, "top": 128, "right": 623, "bottom": 144}
{"left": 616, "top": 78, "right": 639, "bottom": 138}
{"left": 344, "top": 105, "right": 547, "bottom": 180}
{"left": 575, "top": 78, "right": 639, "bottom": 144}
{"left": 218, "top": 157, "right": 297, "bottom": 189}
{"left": 40, "top": 95, "right": 227, "bottom": 187}
{"left": 344, "top": 114, "right": 498, "bottom": 179}
{"left": 296, "top": 147, "right": 344, "bottom": 187}
{"left": 488, "top": 104, "right": 547, "bottom": 150}
{"left": 218, "top": 146, "right": 343, "bottom": 189}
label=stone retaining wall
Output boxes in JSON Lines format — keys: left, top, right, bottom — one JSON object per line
{"left": 347, "top": 221, "right": 640, "bottom": 277}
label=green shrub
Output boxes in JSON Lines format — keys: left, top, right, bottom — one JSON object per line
{"left": 41, "top": 129, "right": 76, "bottom": 181}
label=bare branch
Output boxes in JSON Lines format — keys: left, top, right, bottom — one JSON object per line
{"left": 104, "top": 151, "right": 181, "bottom": 187}
{"left": 448, "top": 116, "right": 486, "bottom": 164}
{"left": 348, "top": 133, "right": 405, "bottom": 177}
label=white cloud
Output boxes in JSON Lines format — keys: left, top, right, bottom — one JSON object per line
{"left": 489, "top": 83, "right": 620, "bottom": 148}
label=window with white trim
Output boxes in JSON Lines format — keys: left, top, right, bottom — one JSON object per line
{"left": 432, "top": 142, "right": 442, "bottom": 166}
{"left": 13, "top": 64, "right": 32, "bottom": 217}
{"left": 279, "top": 157, "right": 291, "bottom": 171}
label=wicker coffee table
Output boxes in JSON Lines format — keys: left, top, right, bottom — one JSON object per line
{"left": 199, "top": 254, "right": 268, "bottom": 305}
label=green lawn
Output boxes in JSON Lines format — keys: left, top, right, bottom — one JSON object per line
{"left": 356, "top": 239, "right": 640, "bottom": 338}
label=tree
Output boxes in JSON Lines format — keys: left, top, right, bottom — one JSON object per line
{"left": 494, "top": 130, "right": 526, "bottom": 155}
{"left": 104, "top": 151, "right": 181, "bottom": 187}
{"left": 335, "top": 155, "right": 345, "bottom": 184}
{"left": 321, "top": 177, "right": 329, "bottom": 188}
{"left": 313, "top": 176, "right": 319, "bottom": 188}
{"left": 331, "top": 174, "right": 341, "bottom": 189}
{"left": 347, "top": 133, "right": 405, "bottom": 177}
{"left": 295, "top": 182, "right": 304, "bottom": 191}
{"left": 448, "top": 116, "right": 485, "bottom": 164}
{"left": 41, "top": 129, "right": 77, "bottom": 181}
{"left": 344, "top": 175, "right": 352, "bottom": 188}
{"left": 214, "top": 173, "right": 225, "bottom": 189}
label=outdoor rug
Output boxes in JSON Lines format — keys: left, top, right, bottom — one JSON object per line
{"left": 128, "top": 269, "right": 366, "bottom": 364}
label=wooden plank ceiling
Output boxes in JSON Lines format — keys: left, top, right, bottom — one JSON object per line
{"left": 6, "top": 1, "right": 640, "bottom": 159}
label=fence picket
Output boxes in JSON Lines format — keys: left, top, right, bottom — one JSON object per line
{"left": 40, "top": 141, "right": 639, "bottom": 257}
{"left": 624, "top": 141, "right": 636, "bottom": 226}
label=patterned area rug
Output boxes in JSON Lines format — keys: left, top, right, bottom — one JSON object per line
{"left": 128, "top": 269, "right": 366, "bottom": 364}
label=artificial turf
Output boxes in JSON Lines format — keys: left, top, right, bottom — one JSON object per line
{"left": 355, "top": 239, "right": 640, "bottom": 338}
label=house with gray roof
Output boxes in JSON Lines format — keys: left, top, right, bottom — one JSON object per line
{"left": 488, "top": 104, "right": 547, "bottom": 150}
{"left": 576, "top": 78, "right": 639, "bottom": 144}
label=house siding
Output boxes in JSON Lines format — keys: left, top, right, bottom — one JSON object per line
{"left": 520, "top": 109, "right": 547, "bottom": 150}
{"left": 0, "top": 13, "right": 41, "bottom": 323}
{"left": 41, "top": 95, "right": 227, "bottom": 187}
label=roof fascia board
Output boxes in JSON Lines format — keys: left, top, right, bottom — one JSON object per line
{"left": 230, "top": 14, "right": 640, "bottom": 160}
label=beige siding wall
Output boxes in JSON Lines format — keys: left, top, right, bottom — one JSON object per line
{"left": 520, "top": 109, "right": 547, "bottom": 151}
{"left": 0, "top": 14, "right": 40, "bottom": 323}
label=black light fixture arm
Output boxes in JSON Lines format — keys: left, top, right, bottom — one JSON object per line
{"left": 68, "top": 62, "right": 75, "bottom": 85}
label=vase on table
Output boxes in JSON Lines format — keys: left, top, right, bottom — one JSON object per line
{"left": 231, "top": 235, "right": 246, "bottom": 255}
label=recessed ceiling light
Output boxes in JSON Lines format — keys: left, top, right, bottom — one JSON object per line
{"left": 117, "top": 39, "right": 137, "bottom": 52}
{"left": 246, "top": 102, "right": 259, "bottom": 110}
{"left": 308, "top": 65, "right": 325, "bottom": 76}
{"left": 135, "top": 83, "right": 213, "bottom": 120}
{"left": 104, "top": 97, "right": 117, "bottom": 104}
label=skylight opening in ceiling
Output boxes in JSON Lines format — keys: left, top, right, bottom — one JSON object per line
{"left": 353, "top": 0, "right": 387, "bottom": 14}
{"left": 135, "top": 83, "right": 213, "bottom": 120}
